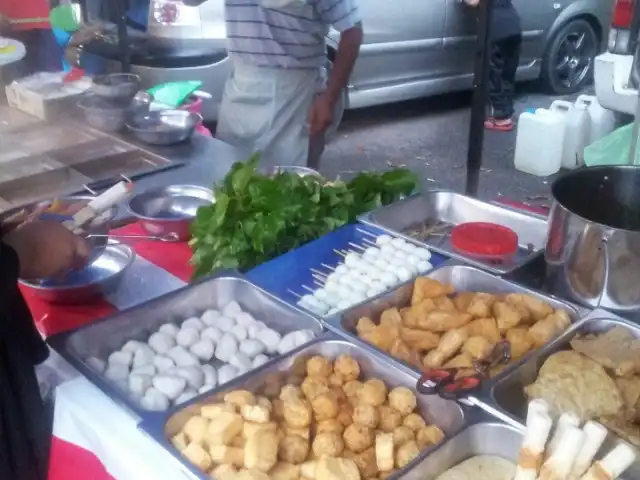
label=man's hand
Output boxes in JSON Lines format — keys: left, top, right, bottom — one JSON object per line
{"left": 308, "top": 92, "right": 336, "bottom": 136}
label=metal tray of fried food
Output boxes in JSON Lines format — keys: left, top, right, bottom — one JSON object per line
{"left": 47, "top": 273, "right": 324, "bottom": 421}
{"left": 490, "top": 309, "right": 640, "bottom": 477}
{"left": 358, "top": 191, "right": 548, "bottom": 274}
{"left": 140, "top": 335, "right": 466, "bottom": 480}
{"left": 402, "top": 419, "right": 523, "bottom": 479}
{"left": 327, "top": 264, "right": 584, "bottom": 382}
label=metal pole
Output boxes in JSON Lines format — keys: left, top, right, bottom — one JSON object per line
{"left": 113, "top": 0, "right": 131, "bottom": 73}
{"left": 465, "top": 0, "right": 494, "bottom": 196}
{"left": 628, "top": 86, "right": 640, "bottom": 165}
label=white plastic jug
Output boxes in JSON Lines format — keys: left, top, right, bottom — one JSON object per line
{"left": 576, "top": 94, "right": 617, "bottom": 145}
{"left": 514, "top": 103, "right": 568, "bottom": 176}
{"left": 557, "top": 99, "right": 590, "bottom": 169}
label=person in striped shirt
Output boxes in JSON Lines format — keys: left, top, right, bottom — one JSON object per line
{"left": 183, "top": 0, "right": 363, "bottom": 168}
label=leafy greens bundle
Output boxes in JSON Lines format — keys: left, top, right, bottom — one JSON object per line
{"left": 189, "top": 154, "right": 417, "bottom": 278}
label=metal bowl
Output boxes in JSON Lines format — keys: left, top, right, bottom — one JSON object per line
{"left": 129, "top": 91, "right": 153, "bottom": 116}
{"left": 260, "top": 165, "right": 322, "bottom": 177}
{"left": 78, "top": 95, "right": 129, "bottom": 132}
{"left": 19, "top": 243, "right": 135, "bottom": 304}
{"left": 91, "top": 73, "right": 141, "bottom": 102}
{"left": 126, "top": 110, "right": 201, "bottom": 145}
{"left": 127, "top": 185, "right": 214, "bottom": 241}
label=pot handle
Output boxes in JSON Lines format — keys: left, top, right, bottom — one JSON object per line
{"left": 596, "top": 235, "right": 611, "bottom": 309}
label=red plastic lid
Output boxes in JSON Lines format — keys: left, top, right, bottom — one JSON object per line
{"left": 451, "top": 222, "right": 518, "bottom": 260}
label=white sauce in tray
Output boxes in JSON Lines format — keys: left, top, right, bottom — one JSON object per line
{"left": 434, "top": 455, "right": 516, "bottom": 480}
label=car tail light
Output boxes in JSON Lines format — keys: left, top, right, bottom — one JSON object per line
{"left": 613, "top": 0, "right": 635, "bottom": 28}
{"left": 610, "top": 0, "right": 637, "bottom": 53}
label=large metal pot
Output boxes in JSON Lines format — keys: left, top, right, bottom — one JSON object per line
{"left": 546, "top": 165, "right": 640, "bottom": 312}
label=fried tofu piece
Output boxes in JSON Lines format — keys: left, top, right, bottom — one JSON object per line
{"left": 183, "top": 416, "right": 210, "bottom": 444}
{"left": 423, "top": 328, "right": 468, "bottom": 368}
{"left": 359, "top": 325, "right": 396, "bottom": 352}
{"left": 411, "top": 278, "right": 454, "bottom": 305}
{"left": 201, "top": 403, "right": 236, "bottom": 419}
{"left": 211, "top": 464, "right": 237, "bottom": 480}
{"left": 512, "top": 293, "right": 554, "bottom": 321}
{"left": 270, "top": 462, "right": 301, "bottom": 480}
{"left": 415, "top": 310, "right": 472, "bottom": 332}
{"left": 453, "top": 292, "right": 475, "bottom": 313}
{"left": 241, "top": 404, "right": 271, "bottom": 424}
{"left": 356, "top": 317, "right": 376, "bottom": 336}
{"left": 464, "top": 317, "right": 502, "bottom": 343}
{"left": 461, "top": 335, "right": 493, "bottom": 359}
{"left": 399, "top": 327, "right": 440, "bottom": 351}
{"left": 315, "top": 456, "right": 361, "bottom": 480}
{"left": 209, "top": 444, "right": 245, "bottom": 467}
{"left": 380, "top": 308, "right": 403, "bottom": 328}
{"left": 225, "top": 390, "right": 257, "bottom": 408}
{"left": 375, "top": 432, "right": 395, "bottom": 472}
{"left": 423, "top": 350, "right": 446, "bottom": 368}
{"left": 171, "top": 432, "right": 188, "bottom": 451}
{"left": 244, "top": 429, "right": 279, "bottom": 472}
{"left": 388, "top": 338, "right": 422, "bottom": 368}
{"left": 493, "top": 302, "right": 522, "bottom": 333}
{"left": 243, "top": 421, "right": 278, "bottom": 439}
{"left": 528, "top": 312, "right": 568, "bottom": 348}
{"left": 402, "top": 299, "right": 437, "bottom": 328}
{"left": 505, "top": 328, "right": 533, "bottom": 360}
{"left": 443, "top": 352, "right": 474, "bottom": 370}
{"left": 353, "top": 447, "right": 378, "bottom": 478}
{"left": 433, "top": 296, "right": 457, "bottom": 312}
{"left": 182, "top": 442, "right": 212, "bottom": 471}
{"left": 504, "top": 293, "right": 534, "bottom": 324}
{"left": 207, "top": 412, "right": 244, "bottom": 446}
{"left": 466, "top": 293, "right": 496, "bottom": 318}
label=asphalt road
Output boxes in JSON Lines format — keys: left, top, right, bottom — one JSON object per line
{"left": 319, "top": 82, "right": 593, "bottom": 205}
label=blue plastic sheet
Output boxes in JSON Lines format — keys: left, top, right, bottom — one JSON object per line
{"left": 245, "top": 223, "right": 449, "bottom": 308}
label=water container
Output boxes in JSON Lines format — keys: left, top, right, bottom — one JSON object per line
{"left": 559, "top": 99, "right": 590, "bottom": 169}
{"left": 576, "top": 94, "right": 617, "bottom": 145}
{"left": 514, "top": 103, "right": 568, "bottom": 176}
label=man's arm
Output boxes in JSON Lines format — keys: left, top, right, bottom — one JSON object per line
{"left": 308, "top": 0, "right": 363, "bottom": 135}
{"left": 324, "top": 23, "right": 363, "bottom": 105}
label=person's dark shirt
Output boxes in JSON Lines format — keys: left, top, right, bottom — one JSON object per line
{"left": 492, "top": 0, "right": 522, "bottom": 41}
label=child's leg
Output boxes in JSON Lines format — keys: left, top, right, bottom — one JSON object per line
{"left": 486, "top": 39, "right": 514, "bottom": 131}
{"left": 500, "top": 34, "right": 523, "bottom": 119}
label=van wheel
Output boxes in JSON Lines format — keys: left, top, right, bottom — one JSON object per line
{"left": 541, "top": 19, "right": 598, "bottom": 94}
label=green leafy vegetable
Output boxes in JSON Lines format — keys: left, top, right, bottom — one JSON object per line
{"left": 189, "top": 155, "right": 417, "bottom": 278}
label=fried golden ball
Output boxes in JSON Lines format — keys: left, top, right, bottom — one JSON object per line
{"left": 353, "top": 404, "right": 379, "bottom": 429}
{"left": 334, "top": 355, "right": 361, "bottom": 381}
{"left": 312, "top": 431, "right": 344, "bottom": 457}
{"left": 377, "top": 406, "right": 402, "bottom": 432}
{"left": 328, "top": 372, "right": 345, "bottom": 388}
{"left": 280, "top": 385, "right": 303, "bottom": 402}
{"left": 358, "top": 379, "right": 388, "bottom": 407}
{"left": 278, "top": 435, "right": 309, "bottom": 464}
{"left": 396, "top": 440, "right": 420, "bottom": 468}
{"left": 416, "top": 425, "right": 444, "bottom": 450}
{"left": 337, "top": 403, "right": 354, "bottom": 427}
{"left": 402, "top": 413, "right": 426, "bottom": 431}
{"left": 343, "top": 423, "right": 375, "bottom": 453}
{"left": 301, "top": 376, "right": 330, "bottom": 400}
{"left": 283, "top": 397, "right": 312, "bottom": 428}
{"left": 387, "top": 387, "right": 417, "bottom": 416}
{"left": 316, "top": 419, "right": 345, "bottom": 435}
{"left": 311, "top": 391, "right": 340, "bottom": 421}
{"left": 307, "top": 356, "right": 333, "bottom": 377}
{"left": 392, "top": 426, "right": 414, "bottom": 447}
{"left": 343, "top": 380, "right": 363, "bottom": 403}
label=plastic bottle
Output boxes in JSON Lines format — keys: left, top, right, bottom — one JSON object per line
{"left": 576, "top": 94, "right": 617, "bottom": 145}
{"left": 560, "top": 100, "right": 590, "bottom": 169}
{"left": 514, "top": 103, "right": 569, "bottom": 176}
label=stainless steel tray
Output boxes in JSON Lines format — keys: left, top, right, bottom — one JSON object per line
{"left": 327, "top": 264, "right": 584, "bottom": 381}
{"left": 47, "top": 273, "right": 324, "bottom": 420}
{"left": 490, "top": 309, "right": 640, "bottom": 477}
{"left": 358, "top": 191, "right": 548, "bottom": 274}
{"left": 140, "top": 335, "right": 467, "bottom": 480}
{"left": 403, "top": 420, "right": 523, "bottom": 479}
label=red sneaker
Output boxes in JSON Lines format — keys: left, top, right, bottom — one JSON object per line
{"left": 485, "top": 118, "right": 514, "bottom": 132}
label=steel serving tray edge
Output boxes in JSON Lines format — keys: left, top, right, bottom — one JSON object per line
{"left": 324, "top": 264, "right": 586, "bottom": 390}
{"left": 358, "top": 191, "right": 549, "bottom": 275}
{"left": 139, "top": 334, "right": 467, "bottom": 480}
{"left": 47, "top": 271, "right": 325, "bottom": 422}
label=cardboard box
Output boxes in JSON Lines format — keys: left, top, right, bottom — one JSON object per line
{"left": 5, "top": 72, "right": 90, "bottom": 121}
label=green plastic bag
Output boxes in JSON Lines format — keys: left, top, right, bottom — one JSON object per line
{"left": 147, "top": 81, "right": 202, "bottom": 108}
{"left": 584, "top": 123, "right": 640, "bottom": 167}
